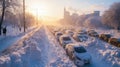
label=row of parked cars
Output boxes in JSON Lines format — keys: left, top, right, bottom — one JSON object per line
{"left": 86, "top": 29, "right": 120, "bottom": 48}
{"left": 48, "top": 26, "right": 92, "bottom": 67}
{"left": 84, "top": 29, "right": 120, "bottom": 48}
{"left": 99, "top": 34, "right": 120, "bottom": 47}
{"left": 48, "top": 25, "right": 120, "bottom": 66}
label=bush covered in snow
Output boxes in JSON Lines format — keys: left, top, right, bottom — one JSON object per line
{"left": 102, "top": 2, "right": 120, "bottom": 29}
{"left": 84, "top": 16, "right": 103, "bottom": 28}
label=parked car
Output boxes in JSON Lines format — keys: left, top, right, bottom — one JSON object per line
{"left": 65, "top": 30, "right": 74, "bottom": 37}
{"left": 77, "top": 29, "right": 87, "bottom": 35}
{"left": 59, "top": 35, "right": 73, "bottom": 48}
{"left": 108, "top": 38, "right": 120, "bottom": 47}
{"left": 87, "top": 30, "right": 99, "bottom": 37}
{"left": 99, "top": 34, "right": 112, "bottom": 42}
{"left": 65, "top": 43, "right": 92, "bottom": 66}
{"left": 55, "top": 32, "right": 63, "bottom": 41}
{"left": 73, "top": 33, "right": 88, "bottom": 42}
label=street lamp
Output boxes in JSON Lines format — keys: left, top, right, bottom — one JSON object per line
{"left": 23, "top": 0, "right": 26, "bottom": 32}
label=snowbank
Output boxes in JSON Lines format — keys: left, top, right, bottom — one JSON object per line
{"left": 0, "top": 26, "right": 76, "bottom": 67}
{"left": 84, "top": 37, "right": 120, "bottom": 67}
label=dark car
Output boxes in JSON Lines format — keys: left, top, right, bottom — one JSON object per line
{"left": 108, "top": 38, "right": 120, "bottom": 47}
{"left": 99, "top": 34, "right": 112, "bottom": 42}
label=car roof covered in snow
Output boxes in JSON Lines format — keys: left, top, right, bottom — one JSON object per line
{"left": 67, "top": 43, "right": 83, "bottom": 47}
{"left": 60, "top": 34, "right": 71, "bottom": 38}
{"left": 55, "top": 32, "right": 62, "bottom": 34}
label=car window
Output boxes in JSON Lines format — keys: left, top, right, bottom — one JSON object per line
{"left": 78, "top": 36, "right": 83, "bottom": 38}
{"left": 57, "top": 33, "right": 62, "bottom": 36}
{"left": 106, "top": 35, "right": 111, "bottom": 38}
{"left": 78, "top": 32, "right": 84, "bottom": 35}
{"left": 63, "top": 37, "right": 71, "bottom": 41}
{"left": 74, "top": 46, "right": 87, "bottom": 53}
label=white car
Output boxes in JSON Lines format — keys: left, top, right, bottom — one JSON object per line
{"left": 73, "top": 33, "right": 88, "bottom": 42}
{"left": 59, "top": 35, "right": 73, "bottom": 48}
{"left": 55, "top": 32, "right": 63, "bottom": 41}
{"left": 65, "top": 30, "right": 74, "bottom": 37}
{"left": 65, "top": 43, "right": 92, "bottom": 66}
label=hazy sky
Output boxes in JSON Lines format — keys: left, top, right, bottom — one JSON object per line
{"left": 26, "top": 0, "right": 120, "bottom": 20}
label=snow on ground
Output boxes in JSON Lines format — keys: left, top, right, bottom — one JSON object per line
{"left": 82, "top": 36, "right": 120, "bottom": 67}
{"left": 0, "top": 26, "right": 76, "bottom": 67}
{"left": 0, "top": 25, "right": 38, "bottom": 53}
{"left": 44, "top": 26, "right": 76, "bottom": 67}
{"left": 0, "top": 25, "right": 37, "bottom": 40}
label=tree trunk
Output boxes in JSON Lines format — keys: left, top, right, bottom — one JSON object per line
{"left": 0, "top": 0, "right": 5, "bottom": 35}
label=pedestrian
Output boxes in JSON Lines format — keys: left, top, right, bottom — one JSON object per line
{"left": 3, "top": 26, "right": 7, "bottom": 36}
{"left": 19, "top": 27, "right": 21, "bottom": 32}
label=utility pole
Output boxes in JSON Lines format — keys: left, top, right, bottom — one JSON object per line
{"left": 23, "top": 0, "right": 25, "bottom": 32}
{"left": 37, "top": 9, "right": 38, "bottom": 25}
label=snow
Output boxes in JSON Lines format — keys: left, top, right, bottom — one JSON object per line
{"left": 0, "top": 24, "right": 120, "bottom": 67}
{"left": 83, "top": 36, "right": 120, "bottom": 67}
{"left": 47, "top": 25, "right": 120, "bottom": 67}
{"left": 0, "top": 26, "right": 76, "bottom": 67}
{"left": 0, "top": 26, "right": 38, "bottom": 53}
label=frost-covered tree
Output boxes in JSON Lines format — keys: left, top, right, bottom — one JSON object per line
{"left": 102, "top": 2, "right": 120, "bottom": 29}
{"left": 84, "top": 16, "right": 103, "bottom": 28}
{"left": 0, "top": 0, "right": 21, "bottom": 35}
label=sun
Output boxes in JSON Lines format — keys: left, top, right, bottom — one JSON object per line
{"left": 27, "top": 2, "right": 49, "bottom": 18}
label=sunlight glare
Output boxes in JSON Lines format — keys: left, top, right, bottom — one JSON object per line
{"left": 27, "top": 2, "right": 49, "bottom": 18}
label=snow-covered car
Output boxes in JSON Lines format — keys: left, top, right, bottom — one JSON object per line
{"left": 108, "top": 38, "right": 120, "bottom": 47}
{"left": 65, "top": 43, "right": 92, "bottom": 66}
{"left": 87, "top": 30, "right": 99, "bottom": 37}
{"left": 76, "top": 29, "right": 87, "bottom": 35}
{"left": 65, "top": 30, "right": 74, "bottom": 37}
{"left": 55, "top": 32, "right": 63, "bottom": 41}
{"left": 73, "top": 34, "right": 88, "bottom": 42}
{"left": 52, "top": 28, "right": 60, "bottom": 35}
{"left": 59, "top": 35, "right": 73, "bottom": 48}
{"left": 99, "top": 34, "right": 112, "bottom": 42}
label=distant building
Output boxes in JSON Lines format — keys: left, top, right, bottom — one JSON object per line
{"left": 93, "top": 11, "right": 100, "bottom": 16}
{"left": 64, "top": 8, "right": 70, "bottom": 20}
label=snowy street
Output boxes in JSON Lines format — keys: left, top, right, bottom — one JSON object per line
{"left": 0, "top": 0, "right": 120, "bottom": 67}
{"left": 0, "top": 24, "right": 120, "bottom": 67}
{"left": 0, "top": 25, "right": 76, "bottom": 67}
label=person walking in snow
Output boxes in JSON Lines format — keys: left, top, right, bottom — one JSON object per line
{"left": 3, "top": 27, "right": 7, "bottom": 36}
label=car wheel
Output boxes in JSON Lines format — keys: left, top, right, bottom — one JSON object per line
{"left": 74, "top": 59, "right": 84, "bottom": 67}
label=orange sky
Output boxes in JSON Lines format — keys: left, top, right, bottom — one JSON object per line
{"left": 25, "top": 0, "right": 120, "bottom": 22}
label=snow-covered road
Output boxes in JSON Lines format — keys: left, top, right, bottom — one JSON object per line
{"left": 0, "top": 26, "right": 76, "bottom": 67}
{"left": 0, "top": 25, "right": 120, "bottom": 67}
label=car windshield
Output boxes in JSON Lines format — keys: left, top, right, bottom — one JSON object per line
{"left": 74, "top": 46, "right": 87, "bottom": 53}
{"left": 57, "top": 33, "right": 62, "bottom": 36}
{"left": 63, "top": 37, "right": 71, "bottom": 41}
{"left": 106, "top": 35, "right": 111, "bottom": 38}
{"left": 78, "top": 32, "right": 84, "bottom": 35}
{"left": 78, "top": 36, "right": 83, "bottom": 38}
